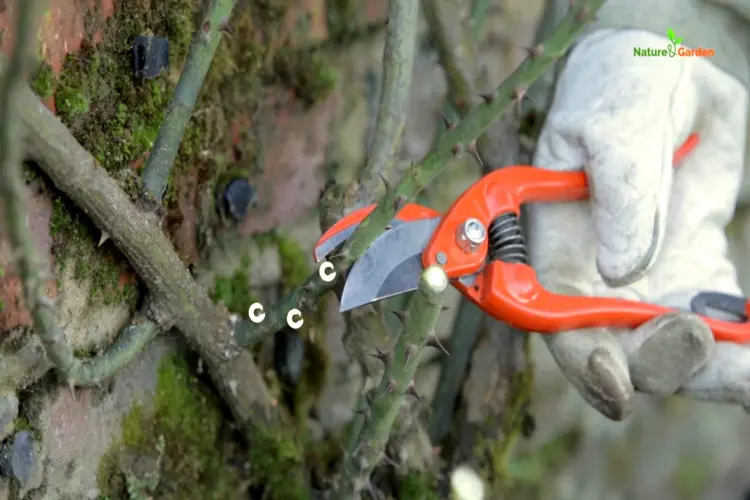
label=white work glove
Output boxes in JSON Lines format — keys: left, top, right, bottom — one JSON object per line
{"left": 528, "top": 28, "right": 750, "bottom": 420}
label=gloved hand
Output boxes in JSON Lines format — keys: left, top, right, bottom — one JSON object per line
{"left": 528, "top": 28, "right": 750, "bottom": 420}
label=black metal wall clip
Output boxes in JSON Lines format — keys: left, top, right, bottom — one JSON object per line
{"left": 132, "top": 35, "right": 169, "bottom": 79}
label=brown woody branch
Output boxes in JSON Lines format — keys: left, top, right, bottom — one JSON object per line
{"left": 14, "top": 67, "right": 275, "bottom": 428}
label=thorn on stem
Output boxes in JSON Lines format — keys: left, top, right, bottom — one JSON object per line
{"left": 353, "top": 405, "right": 372, "bottom": 422}
{"left": 468, "top": 141, "right": 484, "bottom": 168}
{"left": 393, "top": 195, "right": 407, "bottom": 212}
{"left": 426, "top": 334, "right": 449, "bottom": 355}
{"left": 512, "top": 87, "right": 532, "bottom": 115}
{"left": 378, "top": 173, "right": 393, "bottom": 194}
{"left": 512, "top": 87, "right": 528, "bottom": 102}
{"left": 478, "top": 92, "right": 495, "bottom": 104}
{"left": 369, "top": 347, "right": 393, "bottom": 366}
{"left": 406, "top": 381, "right": 422, "bottom": 400}
{"left": 98, "top": 231, "right": 110, "bottom": 247}
{"left": 452, "top": 143, "right": 464, "bottom": 157}
{"left": 576, "top": 5, "right": 596, "bottom": 22}
{"left": 388, "top": 309, "right": 408, "bottom": 322}
{"left": 524, "top": 44, "right": 544, "bottom": 58}
{"left": 379, "top": 377, "right": 397, "bottom": 396}
{"left": 404, "top": 343, "right": 418, "bottom": 364}
{"left": 441, "top": 114, "right": 455, "bottom": 131}
{"left": 410, "top": 168, "right": 425, "bottom": 190}
{"left": 219, "top": 17, "right": 234, "bottom": 35}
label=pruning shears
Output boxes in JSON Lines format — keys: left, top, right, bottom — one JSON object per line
{"left": 313, "top": 133, "right": 750, "bottom": 343}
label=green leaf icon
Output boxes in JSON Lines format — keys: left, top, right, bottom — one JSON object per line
{"left": 667, "top": 28, "right": 676, "bottom": 42}
{"left": 675, "top": 37, "right": 682, "bottom": 45}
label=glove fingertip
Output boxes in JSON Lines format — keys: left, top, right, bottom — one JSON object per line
{"left": 586, "top": 347, "right": 634, "bottom": 421}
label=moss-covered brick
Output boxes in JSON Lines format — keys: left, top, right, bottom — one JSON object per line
{"left": 100, "top": 355, "right": 245, "bottom": 498}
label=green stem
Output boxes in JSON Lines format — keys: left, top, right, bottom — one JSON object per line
{"left": 422, "top": 0, "right": 476, "bottom": 114}
{"left": 354, "top": 0, "right": 419, "bottom": 206}
{"left": 232, "top": 0, "right": 605, "bottom": 347}
{"left": 334, "top": 266, "right": 449, "bottom": 499}
{"left": 0, "top": 1, "right": 159, "bottom": 386}
{"left": 469, "top": 0, "right": 493, "bottom": 40}
{"left": 428, "top": 299, "right": 483, "bottom": 443}
{"left": 40, "top": 318, "right": 160, "bottom": 386}
{"left": 141, "top": 0, "right": 236, "bottom": 202}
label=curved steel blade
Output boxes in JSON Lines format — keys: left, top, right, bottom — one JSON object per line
{"left": 315, "top": 218, "right": 418, "bottom": 262}
{"left": 339, "top": 217, "right": 441, "bottom": 311}
{"left": 314, "top": 225, "right": 356, "bottom": 262}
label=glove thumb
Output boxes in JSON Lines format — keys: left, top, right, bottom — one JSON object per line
{"left": 537, "top": 30, "right": 699, "bottom": 286}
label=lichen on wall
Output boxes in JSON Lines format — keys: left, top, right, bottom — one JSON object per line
{"left": 98, "top": 355, "right": 247, "bottom": 499}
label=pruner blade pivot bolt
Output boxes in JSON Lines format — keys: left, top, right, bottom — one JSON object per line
{"left": 456, "top": 218, "right": 486, "bottom": 253}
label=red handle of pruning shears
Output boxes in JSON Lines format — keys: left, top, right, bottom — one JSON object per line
{"left": 423, "top": 133, "right": 750, "bottom": 343}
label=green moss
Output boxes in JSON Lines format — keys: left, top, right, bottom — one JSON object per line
{"left": 326, "top": 0, "right": 359, "bottom": 43}
{"left": 49, "top": 196, "right": 137, "bottom": 306}
{"left": 12, "top": 417, "right": 41, "bottom": 441}
{"left": 503, "top": 430, "right": 581, "bottom": 486}
{"left": 33, "top": 0, "right": 203, "bottom": 183}
{"left": 273, "top": 233, "right": 311, "bottom": 289}
{"left": 397, "top": 472, "right": 440, "bottom": 500}
{"left": 52, "top": 49, "right": 172, "bottom": 174}
{"left": 30, "top": 63, "right": 55, "bottom": 100}
{"left": 73, "top": 347, "right": 95, "bottom": 359}
{"left": 100, "top": 355, "right": 244, "bottom": 499}
{"left": 210, "top": 255, "right": 257, "bottom": 314}
{"left": 56, "top": 66, "right": 91, "bottom": 118}
{"left": 470, "top": 336, "right": 535, "bottom": 492}
{"left": 274, "top": 49, "right": 339, "bottom": 107}
{"left": 247, "top": 424, "right": 309, "bottom": 499}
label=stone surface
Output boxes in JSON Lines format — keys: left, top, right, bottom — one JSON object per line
{"left": 0, "top": 431, "right": 44, "bottom": 495}
{"left": 192, "top": 234, "right": 282, "bottom": 292}
{"left": 0, "top": 477, "right": 10, "bottom": 500}
{"left": 28, "top": 335, "right": 178, "bottom": 499}
{"left": 0, "top": 394, "right": 18, "bottom": 442}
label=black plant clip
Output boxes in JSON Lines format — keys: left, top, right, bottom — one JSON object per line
{"left": 132, "top": 35, "right": 170, "bottom": 79}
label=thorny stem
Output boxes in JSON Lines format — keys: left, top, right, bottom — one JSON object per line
{"left": 469, "top": 0, "right": 493, "bottom": 40}
{"left": 426, "top": 0, "right": 515, "bottom": 445}
{"left": 342, "top": 0, "right": 606, "bottom": 273}
{"left": 354, "top": 0, "right": 419, "bottom": 206}
{"left": 331, "top": 0, "right": 420, "bottom": 454}
{"left": 141, "top": 0, "right": 237, "bottom": 202}
{"left": 428, "top": 300, "right": 483, "bottom": 442}
{"left": 0, "top": 1, "right": 160, "bottom": 386}
{"left": 422, "top": 0, "right": 476, "bottom": 117}
{"left": 17, "top": 73, "right": 274, "bottom": 424}
{"left": 234, "top": 0, "right": 418, "bottom": 347}
{"left": 334, "top": 266, "right": 449, "bottom": 499}
{"left": 233, "top": 0, "right": 605, "bottom": 347}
